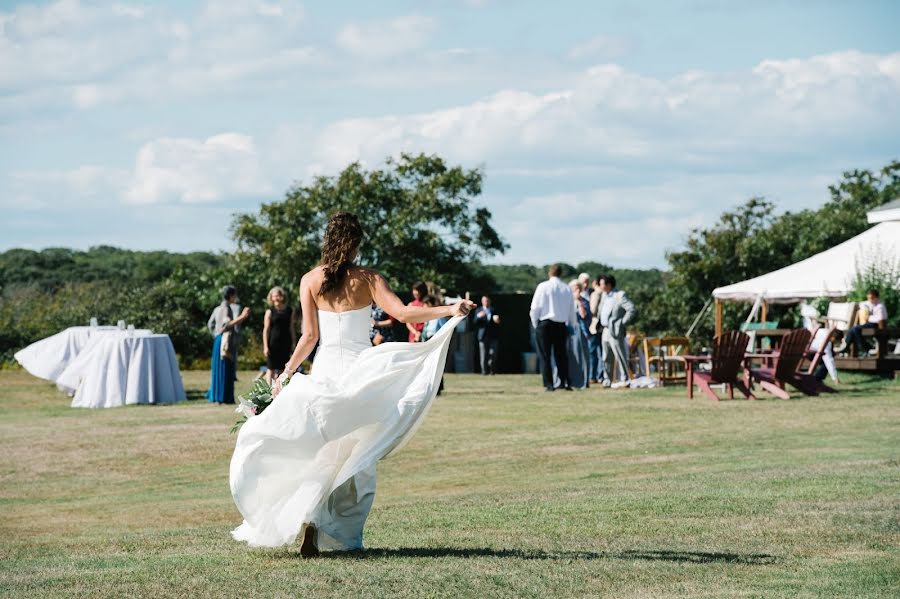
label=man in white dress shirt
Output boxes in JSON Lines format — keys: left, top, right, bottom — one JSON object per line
{"left": 597, "top": 274, "right": 636, "bottom": 388}
{"left": 530, "top": 264, "right": 575, "bottom": 391}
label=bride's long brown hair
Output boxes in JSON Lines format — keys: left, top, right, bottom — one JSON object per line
{"left": 319, "top": 211, "right": 363, "bottom": 296}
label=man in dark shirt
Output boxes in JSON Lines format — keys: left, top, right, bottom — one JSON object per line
{"left": 474, "top": 295, "right": 501, "bottom": 375}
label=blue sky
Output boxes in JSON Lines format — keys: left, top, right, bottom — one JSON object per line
{"left": 2, "top": 0, "right": 899, "bottom": 268}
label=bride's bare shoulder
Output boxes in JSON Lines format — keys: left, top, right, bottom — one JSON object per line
{"left": 351, "top": 266, "right": 386, "bottom": 285}
{"left": 301, "top": 266, "right": 325, "bottom": 286}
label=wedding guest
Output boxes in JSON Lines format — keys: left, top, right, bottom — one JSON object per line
{"left": 207, "top": 285, "right": 250, "bottom": 404}
{"left": 550, "top": 280, "right": 589, "bottom": 389}
{"left": 578, "top": 272, "right": 592, "bottom": 303}
{"left": 571, "top": 280, "right": 592, "bottom": 341}
{"left": 406, "top": 281, "right": 428, "bottom": 342}
{"left": 422, "top": 295, "right": 449, "bottom": 394}
{"left": 841, "top": 288, "right": 888, "bottom": 356}
{"left": 800, "top": 303, "right": 839, "bottom": 384}
{"left": 587, "top": 277, "right": 605, "bottom": 383}
{"left": 263, "top": 286, "right": 295, "bottom": 385}
{"left": 530, "top": 264, "right": 575, "bottom": 391}
{"left": 598, "top": 274, "right": 635, "bottom": 389}
{"left": 474, "top": 295, "right": 501, "bottom": 375}
{"left": 370, "top": 304, "right": 395, "bottom": 345}
{"left": 421, "top": 295, "right": 449, "bottom": 341}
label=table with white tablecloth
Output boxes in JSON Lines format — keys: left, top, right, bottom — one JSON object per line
{"left": 67, "top": 334, "right": 186, "bottom": 408}
{"left": 56, "top": 329, "right": 153, "bottom": 394}
{"left": 15, "top": 327, "right": 186, "bottom": 408}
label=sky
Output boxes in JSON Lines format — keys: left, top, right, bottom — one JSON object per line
{"left": 2, "top": 0, "right": 899, "bottom": 268}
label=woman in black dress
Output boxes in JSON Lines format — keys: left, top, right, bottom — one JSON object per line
{"left": 263, "top": 286, "right": 295, "bottom": 385}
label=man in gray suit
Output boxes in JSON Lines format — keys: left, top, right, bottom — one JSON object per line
{"left": 597, "top": 274, "right": 636, "bottom": 388}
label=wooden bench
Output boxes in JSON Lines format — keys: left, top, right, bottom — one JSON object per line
{"left": 834, "top": 327, "right": 900, "bottom": 378}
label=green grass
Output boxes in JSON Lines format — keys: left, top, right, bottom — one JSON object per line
{"left": 1, "top": 370, "right": 898, "bottom": 598}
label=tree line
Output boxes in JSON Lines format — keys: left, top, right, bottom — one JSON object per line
{"left": 1, "top": 154, "right": 897, "bottom": 366}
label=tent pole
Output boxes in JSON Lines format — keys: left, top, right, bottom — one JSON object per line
{"left": 760, "top": 301, "right": 768, "bottom": 322}
{"left": 715, "top": 299, "right": 723, "bottom": 337}
{"left": 686, "top": 296, "right": 713, "bottom": 338}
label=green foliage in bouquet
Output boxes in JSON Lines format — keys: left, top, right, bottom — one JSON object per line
{"left": 231, "top": 377, "right": 285, "bottom": 434}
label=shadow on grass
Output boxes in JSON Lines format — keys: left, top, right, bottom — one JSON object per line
{"left": 288, "top": 546, "right": 776, "bottom": 565}
{"left": 185, "top": 389, "right": 208, "bottom": 401}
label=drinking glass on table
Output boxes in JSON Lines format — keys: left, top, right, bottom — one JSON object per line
{"left": 90, "top": 317, "right": 98, "bottom": 329}
{"left": 127, "top": 324, "right": 135, "bottom": 337}
{"left": 117, "top": 320, "right": 126, "bottom": 330}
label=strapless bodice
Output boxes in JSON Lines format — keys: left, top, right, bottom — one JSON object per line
{"left": 316, "top": 305, "right": 372, "bottom": 349}
{"left": 313, "top": 305, "right": 373, "bottom": 383}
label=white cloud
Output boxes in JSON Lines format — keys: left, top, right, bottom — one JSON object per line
{"left": 126, "top": 133, "right": 270, "bottom": 204}
{"left": 336, "top": 15, "right": 436, "bottom": 60}
{"left": 0, "top": 0, "right": 310, "bottom": 112}
{"left": 307, "top": 50, "right": 900, "bottom": 174}
{"left": 493, "top": 171, "right": 834, "bottom": 266}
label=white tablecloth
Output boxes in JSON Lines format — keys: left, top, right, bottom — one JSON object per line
{"left": 68, "top": 334, "right": 186, "bottom": 408}
{"left": 14, "top": 326, "right": 118, "bottom": 383}
{"left": 56, "top": 329, "right": 152, "bottom": 393}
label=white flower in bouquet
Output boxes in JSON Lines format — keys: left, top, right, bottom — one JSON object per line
{"left": 236, "top": 397, "right": 257, "bottom": 419}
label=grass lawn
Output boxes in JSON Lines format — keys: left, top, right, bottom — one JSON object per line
{"left": 0, "top": 369, "right": 898, "bottom": 598}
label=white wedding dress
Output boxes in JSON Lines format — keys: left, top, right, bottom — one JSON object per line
{"left": 230, "top": 305, "right": 461, "bottom": 550}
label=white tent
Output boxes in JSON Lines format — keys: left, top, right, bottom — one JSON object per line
{"left": 713, "top": 205, "right": 900, "bottom": 304}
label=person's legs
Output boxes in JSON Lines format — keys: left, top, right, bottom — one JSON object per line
{"left": 610, "top": 334, "right": 630, "bottom": 382}
{"left": 846, "top": 323, "right": 877, "bottom": 354}
{"left": 487, "top": 338, "right": 499, "bottom": 374}
{"left": 814, "top": 362, "right": 827, "bottom": 382}
{"left": 588, "top": 333, "right": 600, "bottom": 381}
{"left": 536, "top": 322, "right": 554, "bottom": 389}
{"left": 478, "top": 340, "right": 489, "bottom": 375}
{"left": 223, "top": 357, "right": 236, "bottom": 404}
{"left": 317, "top": 467, "right": 376, "bottom": 552}
{"left": 551, "top": 322, "right": 570, "bottom": 388}
{"left": 601, "top": 329, "right": 614, "bottom": 384}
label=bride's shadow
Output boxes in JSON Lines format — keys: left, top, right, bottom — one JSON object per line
{"left": 289, "top": 546, "right": 776, "bottom": 565}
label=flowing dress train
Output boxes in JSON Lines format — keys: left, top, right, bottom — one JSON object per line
{"left": 230, "top": 306, "right": 461, "bottom": 550}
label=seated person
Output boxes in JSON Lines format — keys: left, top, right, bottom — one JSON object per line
{"left": 840, "top": 288, "right": 888, "bottom": 355}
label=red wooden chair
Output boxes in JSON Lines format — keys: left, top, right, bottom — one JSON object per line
{"left": 746, "top": 328, "right": 812, "bottom": 399}
{"left": 684, "top": 330, "right": 755, "bottom": 401}
{"left": 793, "top": 326, "right": 838, "bottom": 395}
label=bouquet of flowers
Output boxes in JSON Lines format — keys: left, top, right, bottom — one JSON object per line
{"left": 231, "top": 377, "right": 287, "bottom": 433}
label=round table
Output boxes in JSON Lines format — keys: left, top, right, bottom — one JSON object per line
{"left": 56, "top": 329, "right": 152, "bottom": 393}
{"left": 67, "top": 333, "right": 186, "bottom": 408}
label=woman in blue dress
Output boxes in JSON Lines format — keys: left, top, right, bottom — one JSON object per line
{"left": 207, "top": 285, "right": 251, "bottom": 404}
{"left": 552, "top": 280, "right": 591, "bottom": 389}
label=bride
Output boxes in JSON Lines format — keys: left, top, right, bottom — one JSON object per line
{"left": 229, "top": 211, "right": 474, "bottom": 556}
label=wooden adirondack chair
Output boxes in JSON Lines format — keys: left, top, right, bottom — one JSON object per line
{"left": 684, "top": 330, "right": 754, "bottom": 401}
{"left": 793, "top": 326, "right": 838, "bottom": 395}
{"left": 645, "top": 336, "right": 690, "bottom": 385}
{"left": 746, "top": 328, "right": 812, "bottom": 399}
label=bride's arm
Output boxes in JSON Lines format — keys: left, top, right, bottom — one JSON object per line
{"left": 273, "top": 274, "right": 320, "bottom": 395}
{"left": 369, "top": 272, "right": 474, "bottom": 323}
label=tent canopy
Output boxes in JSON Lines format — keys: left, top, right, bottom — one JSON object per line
{"left": 712, "top": 220, "right": 900, "bottom": 304}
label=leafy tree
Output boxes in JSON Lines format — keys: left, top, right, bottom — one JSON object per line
{"left": 230, "top": 153, "right": 507, "bottom": 303}
{"left": 0, "top": 246, "right": 225, "bottom": 291}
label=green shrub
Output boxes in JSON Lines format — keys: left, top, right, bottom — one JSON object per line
{"left": 849, "top": 248, "right": 900, "bottom": 327}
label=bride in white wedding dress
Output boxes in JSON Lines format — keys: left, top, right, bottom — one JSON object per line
{"left": 229, "top": 212, "right": 474, "bottom": 556}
